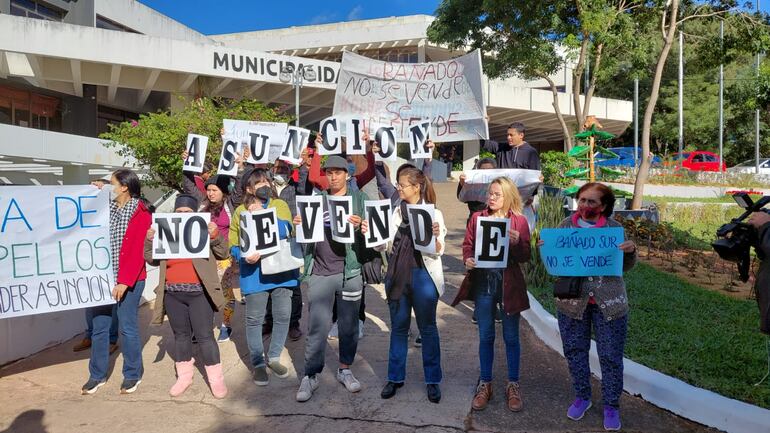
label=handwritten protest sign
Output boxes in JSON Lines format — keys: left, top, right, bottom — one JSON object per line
{"left": 222, "top": 119, "right": 288, "bottom": 163}
{"left": 183, "top": 134, "right": 209, "bottom": 173}
{"left": 539, "top": 227, "right": 624, "bottom": 277}
{"left": 152, "top": 213, "right": 211, "bottom": 260}
{"left": 333, "top": 50, "right": 488, "bottom": 143}
{"left": 0, "top": 186, "right": 115, "bottom": 319}
{"left": 474, "top": 217, "right": 510, "bottom": 268}
{"left": 295, "top": 195, "right": 324, "bottom": 243}
{"left": 406, "top": 204, "right": 435, "bottom": 254}
{"left": 364, "top": 199, "right": 393, "bottom": 248}
{"left": 458, "top": 169, "right": 542, "bottom": 204}
{"left": 327, "top": 195, "right": 354, "bottom": 244}
{"left": 239, "top": 208, "right": 280, "bottom": 256}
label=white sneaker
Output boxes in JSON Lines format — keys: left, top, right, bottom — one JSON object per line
{"left": 296, "top": 375, "right": 319, "bottom": 402}
{"left": 327, "top": 322, "right": 338, "bottom": 340}
{"left": 358, "top": 320, "right": 364, "bottom": 339}
{"left": 336, "top": 368, "right": 361, "bottom": 393}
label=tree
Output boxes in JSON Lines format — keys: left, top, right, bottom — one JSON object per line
{"left": 630, "top": 1, "right": 769, "bottom": 209}
{"left": 427, "top": 0, "right": 651, "bottom": 150}
{"left": 100, "top": 97, "right": 291, "bottom": 191}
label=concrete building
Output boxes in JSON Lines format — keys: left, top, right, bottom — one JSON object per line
{"left": 0, "top": 0, "right": 631, "bottom": 364}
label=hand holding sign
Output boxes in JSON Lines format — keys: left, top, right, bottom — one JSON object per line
{"left": 152, "top": 213, "right": 212, "bottom": 259}
{"left": 406, "top": 204, "right": 436, "bottom": 254}
{"left": 327, "top": 195, "right": 355, "bottom": 244}
{"left": 239, "top": 208, "right": 280, "bottom": 256}
{"left": 539, "top": 227, "right": 625, "bottom": 277}
{"left": 363, "top": 199, "right": 393, "bottom": 247}
{"left": 474, "top": 217, "right": 510, "bottom": 268}
{"left": 295, "top": 195, "right": 324, "bottom": 243}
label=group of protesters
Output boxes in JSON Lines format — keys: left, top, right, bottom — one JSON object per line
{"left": 76, "top": 121, "right": 638, "bottom": 432}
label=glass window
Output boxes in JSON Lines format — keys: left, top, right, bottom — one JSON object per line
{"left": 692, "top": 154, "right": 704, "bottom": 162}
{"left": 703, "top": 154, "right": 717, "bottom": 162}
{"left": 10, "top": 0, "right": 64, "bottom": 21}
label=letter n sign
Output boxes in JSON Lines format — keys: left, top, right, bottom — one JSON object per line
{"left": 153, "top": 213, "right": 211, "bottom": 259}
{"left": 474, "top": 216, "right": 510, "bottom": 268}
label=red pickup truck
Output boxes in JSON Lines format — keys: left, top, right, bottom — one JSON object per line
{"left": 673, "top": 151, "right": 727, "bottom": 172}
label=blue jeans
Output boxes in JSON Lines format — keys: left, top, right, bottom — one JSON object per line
{"left": 85, "top": 304, "right": 118, "bottom": 344}
{"left": 474, "top": 270, "right": 521, "bottom": 383}
{"left": 387, "top": 268, "right": 442, "bottom": 384}
{"left": 245, "top": 288, "right": 292, "bottom": 368}
{"left": 88, "top": 280, "right": 145, "bottom": 381}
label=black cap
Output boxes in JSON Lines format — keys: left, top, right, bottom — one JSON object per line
{"left": 323, "top": 155, "right": 348, "bottom": 172}
{"left": 174, "top": 194, "right": 199, "bottom": 211}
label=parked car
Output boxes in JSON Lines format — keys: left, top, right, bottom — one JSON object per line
{"left": 728, "top": 158, "right": 770, "bottom": 175}
{"left": 594, "top": 147, "right": 662, "bottom": 167}
{"left": 672, "top": 151, "right": 727, "bottom": 172}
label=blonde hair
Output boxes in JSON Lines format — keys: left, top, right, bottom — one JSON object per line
{"left": 490, "top": 177, "right": 522, "bottom": 215}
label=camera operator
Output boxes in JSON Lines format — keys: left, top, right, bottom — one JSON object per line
{"left": 748, "top": 211, "right": 770, "bottom": 335}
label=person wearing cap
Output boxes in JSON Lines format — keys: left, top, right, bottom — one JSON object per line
{"left": 182, "top": 150, "right": 243, "bottom": 343}
{"left": 292, "top": 155, "right": 368, "bottom": 402}
{"left": 144, "top": 194, "right": 230, "bottom": 399}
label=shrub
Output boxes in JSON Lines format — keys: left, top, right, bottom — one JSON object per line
{"left": 540, "top": 151, "right": 576, "bottom": 188}
{"left": 525, "top": 194, "right": 565, "bottom": 290}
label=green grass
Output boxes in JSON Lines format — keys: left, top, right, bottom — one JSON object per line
{"left": 645, "top": 195, "right": 764, "bottom": 204}
{"left": 654, "top": 201, "right": 745, "bottom": 250}
{"left": 529, "top": 263, "right": 770, "bottom": 409}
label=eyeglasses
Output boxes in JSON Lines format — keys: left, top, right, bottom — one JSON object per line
{"left": 487, "top": 192, "right": 503, "bottom": 199}
{"left": 396, "top": 183, "right": 415, "bottom": 191}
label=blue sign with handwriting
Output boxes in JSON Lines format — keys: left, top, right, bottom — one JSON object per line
{"left": 539, "top": 227, "right": 624, "bottom": 277}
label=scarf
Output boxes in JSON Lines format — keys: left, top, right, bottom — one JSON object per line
{"left": 385, "top": 201, "right": 424, "bottom": 301}
{"left": 571, "top": 212, "right": 608, "bottom": 228}
{"left": 110, "top": 198, "right": 139, "bottom": 280}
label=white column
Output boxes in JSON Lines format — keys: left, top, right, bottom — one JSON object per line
{"left": 463, "top": 140, "right": 480, "bottom": 172}
{"left": 62, "top": 164, "right": 89, "bottom": 185}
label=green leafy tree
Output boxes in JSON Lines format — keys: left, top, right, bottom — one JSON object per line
{"left": 100, "top": 97, "right": 290, "bottom": 191}
{"left": 427, "top": 0, "right": 652, "bottom": 150}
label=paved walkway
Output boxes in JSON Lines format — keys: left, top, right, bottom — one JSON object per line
{"left": 0, "top": 182, "right": 718, "bottom": 433}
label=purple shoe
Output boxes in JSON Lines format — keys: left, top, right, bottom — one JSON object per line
{"left": 567, "top": 398, "right": 592, "bottom": 420}
{"left": 603, "top": 406, "right": 621, "bottom": 431}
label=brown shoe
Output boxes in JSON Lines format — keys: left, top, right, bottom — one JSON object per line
{"left": 73, "top": 338, "right": 91, "bottom": 352}
{"left": 471, "top": 382, "right": 493, "bottom": 411}
{"left": 506, "top": 382, "right": 523, "bottom": 412}
{"left": 109, "top": 343, "right": 119, "bottom": 355}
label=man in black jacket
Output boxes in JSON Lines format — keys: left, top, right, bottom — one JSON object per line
{"left": 482, "top": 122, "right": 540, "bottom": 170}
{"left": 749, "top": 211, "right": 770, "bottom": 334}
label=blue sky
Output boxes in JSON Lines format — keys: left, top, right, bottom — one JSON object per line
{"left": 137, "top": 0, "right": 442, "bottom": 35}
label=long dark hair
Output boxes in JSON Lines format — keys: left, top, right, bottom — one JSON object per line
{"left": 242, "top": 168, "right": 276, "bottom": 203}
{"left": 398, "top": 167, "right": 436, "bottom": 205}
{"left": 112, "top": 168, "right": 141, "bottom": 199}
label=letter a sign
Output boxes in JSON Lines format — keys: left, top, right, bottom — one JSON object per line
{"left": 153, "top": 213, "right": 211, "bottom": 259}
{"left": 183, "top": 134, "right": 209, "bottom": 173}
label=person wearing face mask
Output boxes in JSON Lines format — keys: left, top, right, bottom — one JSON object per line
{"left": 228, "top": 169, "right": 298, "bottom": 387}
{"left": 454, "top": 177, "right": 531, "bottom": 413}
{"left": 292, "top": 155, "right": 368, "bottom": 403}
{"left": 308, "top": 134, "right": 376, "bottom": 192}
{"left": 537, "top": 182, "right": 636, "bottom": 431}
{"left": 82, "top": 169, "right": 151, "bottom": 395}
{"left": 144, "top": 194, "right": 230, "bottom": 398}
{"left": 363, "top": 166, "right": 447, "bottom": 404}
{"left": 261, "top": 160, "right": 309, "bottom": 341}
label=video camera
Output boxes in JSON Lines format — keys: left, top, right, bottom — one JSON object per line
{"left": 712, "top": 193, "right": 770, "bottom": 282}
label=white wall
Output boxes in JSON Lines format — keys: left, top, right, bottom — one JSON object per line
{"left": 95, "top": 0, "right": 212, "bottom": 43}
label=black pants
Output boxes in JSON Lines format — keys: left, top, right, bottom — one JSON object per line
{"left": 165, "top": 291, "right": 220, "bottom": 365}
{"left": 332, "top": 287, "right": 366, "bottom": 323}
{"left": 265, "top": 285, "right": 302, "bottom": 329}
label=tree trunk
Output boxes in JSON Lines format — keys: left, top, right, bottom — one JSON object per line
{"left": 631, "top": 0, "right": 680, "bottom": 209}
{"left": 582, "top": 43, "right": 603, "bottom": 123}
{"left": 545, "top": 76, "right": 573, "bottom": 150}
{"left": 572, "top": 37, "right": 590, "bottom": 131}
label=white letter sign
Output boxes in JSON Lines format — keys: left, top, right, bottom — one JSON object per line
{"left": 183, "top": 134, "right": 208, "bottom": 173}
{"left": 239, "top": 208, "right": 280, "bottom": 256}
{"left": 152, "top": 213, "right": 211, "bottom": 260}
{"left": 327, "top": 195, "right": 354, "bottom": 244}
{"left": 364, "top": 199, "right": 393, "bottom": 248}
{"left": 246, "top": 129, "right": 272, "bottom": 165}
{"left": 406, "top": 204, "right": 435, "bottom": 254}
{"left": 374, "top": 125, "right": 397, "bottom": 162}
{"left": 280, "top": 126, "right": 310, "bottom": 165}
{"left": 295, "top": 195, "right": 324, "bottom": 243}
{"left": 409, "top": 121, "right": 432, "bottom": 159}
{"left": 218, "top": 136, "right": 240, "bottom": 176}
{"left": 474, "top": 217, "right": 510, "bottom": 268}
{"left": 345, "top": 117, "right": 366, "bottom": 155}
{"left": 318, "top": 117, "right": 342, "bottom": 156}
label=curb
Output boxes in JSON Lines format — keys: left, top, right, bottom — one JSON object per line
{"left": 521, "top": 292, "right": 770, "bottom": 433}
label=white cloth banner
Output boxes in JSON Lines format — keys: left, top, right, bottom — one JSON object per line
{"left": 333, "top": 50, "right": 488, "bottom": 143}
{"left": 459, "top": 169, "right": 542, "bottom": 203}
{"left": 0, "top": 186, "right": 115, "bottom": 319}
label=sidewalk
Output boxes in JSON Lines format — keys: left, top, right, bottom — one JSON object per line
{"left": 0, "top": 182, "right": 717, "bottom": 433}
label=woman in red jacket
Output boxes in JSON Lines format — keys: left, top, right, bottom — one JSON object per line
{"left": 82, "top": 169, "right": 151, "bottom": 395}
{"left": 454, "top": 177, "right": 531, "bottom": 412}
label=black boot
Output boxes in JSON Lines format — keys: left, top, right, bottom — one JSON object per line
{"left": 427, "top": 384, "right": 441, "bottom": 403}
{"left": 380, "top": 381, "right": 403, "bottom": 399}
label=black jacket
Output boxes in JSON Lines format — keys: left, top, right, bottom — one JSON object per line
{"left": 756, "top": 222, "right": 770, "bottom": 334}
